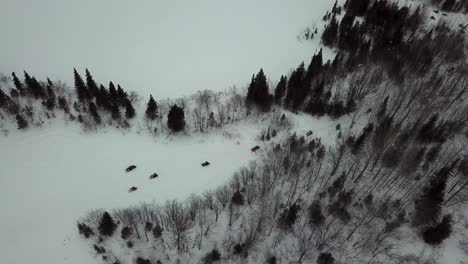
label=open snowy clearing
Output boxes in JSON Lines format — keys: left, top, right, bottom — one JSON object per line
{"left": 0, "top": 112, "right": 344, "bottom": 264}
{"left": 0, "top": 122, "right": 262, "bottom": 264}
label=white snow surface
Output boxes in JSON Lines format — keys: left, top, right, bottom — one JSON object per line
{"left": 0, "top": 121, "right": 262, "bottom": 264}
{"left": 0, "top": 111, "right": 344, "bottom": 264}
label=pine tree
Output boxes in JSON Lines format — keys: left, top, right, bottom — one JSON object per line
{"left": 16, "top": 114, "right": 28, "bottom": 129}
{"left": 44, "top": 82, "right": 56, "bottom": 110}
{"left": 85, "top": 69, "right": 99, "bottom": 98}
{"left": 111, "top": 104, "right": 121, "bottom": 120}
{"left": 167, "top": 104, "right": 185, "bottom": 132}
{"left": 245, "top": 70, "right": 272, "bottom": 112}
{"left": 74, "top": 69, "right": 89, "bottom": 103}
{"left": 254, "top": 69, "right": 272, "bottom": 111}
{"left": 108, "top": 82, "right": 117, "bottom": 103}
{"left": 245, "top": 74, "right": 256, "bottom": 109}
{"left": 145, "top": 95, "right": 158, "bottom": 120}
{"left": 274, "top": 75, "right": 287, "bottom": 105}
{"left": 284, "top": 62, "right": 306, "bottom": 111}
{"left": 413, "top": 167, "right": 450, "bottom": 226}
{"left": 322, "top": 15, "right": 339, "bottom": 47}
{"left": 125, "top": 98, "right": 136, "bottom": 119}
{"left": 96, "top": 85, "right": 111, "bottom": 110}
{"left": 116, "top": 85, "right": 127, "bottom": 106}
{"left": 98, "top": 212, "right": 117, "bottom": 237}
{"left": 306, "top": 49, "right": 323, "bottom": 80}
{"left": 30, "top": 77, "right": 45, "bottom": 98}
{"left": 441, "top": 0, "right": 456, "bottom": 11}
{"left": 89, "top": 101, "right": 101, "bottom": 124}
{"left": 422, "top": 214, "right": 452, "bottom": 245}
{"left": 11, "top": 72, "right": 25, "bottom": 96}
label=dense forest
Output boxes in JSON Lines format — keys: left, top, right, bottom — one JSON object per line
{"left": 1, "top": 0, "right": 467, "bottom": 263}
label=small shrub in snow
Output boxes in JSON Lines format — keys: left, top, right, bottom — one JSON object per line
{"left": 98, "top": 212, "right": 117, "bottom": 237}
{"left": 77, "top": 222, "right": 94, "bottom": 238}
{"left": 93, "top": 244, "right": 106, "bottom": 254}
{"left": 136, "top": 257, "right": 151, "bottom": 264}
{"left": 267, "top": 256, "right": 277, "bottom": 264}
{"left": 278, "top": 203, "right": 301, "bottom": 230}
{"left": 317, "top": 252, "right": 334, "bottom": 264}
{"left": 127, "top": 241, "right": 134, "bottom": 248}
{"left": 233, "top": 243, "right": 244, "bottom": 255}
{"left": 231, "top": 190, "right": 244, "bottom": 206}
{"left": 204, "top": 249, "right": 221, "bottom": 264}
{"left": 152, "top": 225, "right": 163, "bottom": 239}
{"left": 121, "top": 226, "right": 133, "bottom": 240}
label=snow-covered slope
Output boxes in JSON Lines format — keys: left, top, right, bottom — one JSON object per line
{"left": 0, "top": 120, "right": 260, "bottom": 264}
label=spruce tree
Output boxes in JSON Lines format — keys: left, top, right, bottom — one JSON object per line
{"left": 167, "top": 104, "right": 185, "bottom": 132}
{"left": 111, "top": 104, "right": 121, "bottom": 120}
{"left": 98, "top": 212, "right": 117, "bottom": 237}
{"left": 322, "top": 15, "right": 339, "bottom": 47}
{"left": 284, "top": 62, "right": 306, "bottom": 110}
{"left": 74, "top": 69, "right": 89, "bottom": 103}
{"left": 274, "top": 75, "right": 287, "bottom": 106}
{"left": 413, "top": 167, "right": 450, "bottom": 226}
{"left": 97, "top": 85, "right": 111, "bottom": 110}
{"left": 108, "top": 82, "right": 117, "bottom": 103}
{"left": 16, "top": 114, "right": 28, "bottom": 129}
{"left": 11, "top": 72, "right": 25, "bottom": 96}
{"left": 116, "top": 85, "right": 127, "bottom": 105}
{"left": 253, "top": 69, "right": 272, "bottom": 112}
{"left": 89, "top": 101, "right": 101, "bottom": 124}
{"left": 85, "top": 69, "right": 99, "bottom": 98}
{"left": 422, "top": 214, "right": 452, "bottom": 245}
{"left": 125, "top": 98, "right": 136, "bottom": 119}
{"left": 145, "top": 95, "right": 158, "bottom": 120}
{"left": 245, "top": 74, "right": 256, "bottom": 109}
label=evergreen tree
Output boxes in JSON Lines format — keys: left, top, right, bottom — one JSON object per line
{"left": 108, "top": 82, "right": 117, "bottom": 102}
{"left": 422, "top": 214, "right": 452, "bottom": 245}
{"left": 306, "top": 49, "right": 323, "bottom": 80}
{"left": 145, "top": 95, "right": 158, "bottom": 120}
{"left": 284, "top": 62, "right": 306, "bottom": 111}
{"left": 16, "top": 114, "right": 28, "bottom": 129}
{"left": 0, "top": 88, "right": 10, "bottom": 109}
{"left": 116, "top": 85, "right": 128, "bottom": 105}
{"left": 167, "top": 104, "right": 185, "bottom": 132}
{"left": 274, "top": 75, "right": 287, "bottom": 105}
{"left": 85, "top": 69, "right": 99, "bottom": 98}
{"left": 111, "top": 104, "right": 121, "bottom": 120}
{"left": 98, "top": 212, "right": 117, "bottom": 237}
{"left": 245, "top": 69, "right": 272, "bottom": 111}
{"left": 11, "top": 72, "right": 25, "bottom": 96}
{"left": 346, "top": 0, "right": 370, "bottom": 16}
{"left": 322, "top": 15, "right": 339, "bottom": 47}
{"left": 89, "top": 101, "right": 101, "bottom": 124}
{"left": 44, "top": 82, "right": 56, "bottom": 110}
{"left": 413, "top": 167, "right": 451, "bottom": 226}
{"left": 30, "top": 77, "right": 45, "bottom": 98}
{"left": 441, "top": 0, "right": 456, "bottom": 11}
{"left": 74, "top": 69, "right": 89, "bottom": 103}
{"left": 96, "top": 85, "right": 111, "bottom": 110}
{"left": 125, "top": 98, "right": 136, "bottom": 119}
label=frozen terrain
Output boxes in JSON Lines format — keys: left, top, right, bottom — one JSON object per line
{"left": 0, "top": 111, "right": 343, "bottom": 264}
{"left": 0, "top": 0, "right": 334, "bottom": 98}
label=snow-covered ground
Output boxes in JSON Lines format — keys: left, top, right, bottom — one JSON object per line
{"left": 0, "top": 111, "right": 344, "bottom": 264}
{"left": 0, "top": 0, "right": 335, "bottom": 98}
{"left": 0, "top": 121, "right": 262, "bottom": 264}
